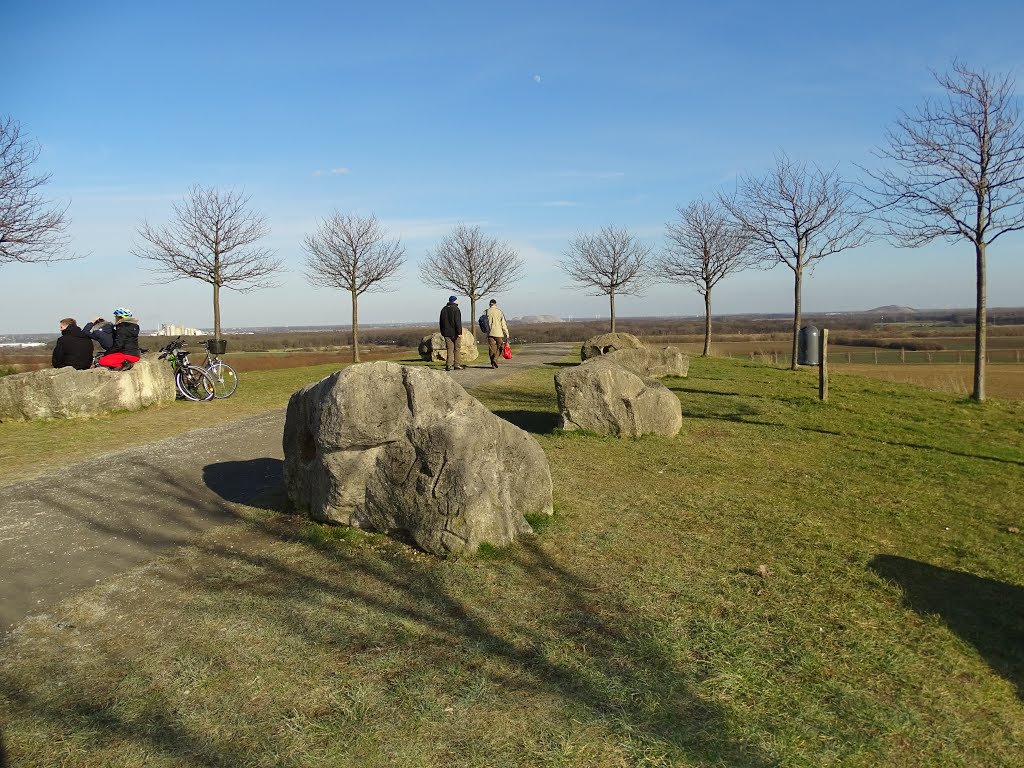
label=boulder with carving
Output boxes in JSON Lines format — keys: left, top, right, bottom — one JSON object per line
{"left": 283, "top": 361, "right": 553, "bottom": 558}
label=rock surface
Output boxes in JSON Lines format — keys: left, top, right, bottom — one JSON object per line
{"left": 0, "top": 355, "right": 176, "bottom": 422}
{"left": 283, "top": 361, "right": 553, "bottom": 557}
{"left": 580, "top": 332, "right": 646, "bottom": 360}
{"left": 554, "top": 357, "right": 682, "bottom": 437}
{"left": 418, "top": 330, "right": 480, "bottom": 363}
{"left": 602, "top": 346, "right": 689, "bottom": 378}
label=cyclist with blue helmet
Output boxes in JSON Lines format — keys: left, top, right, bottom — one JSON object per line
{"left": 96, "top": 307, "right": 142, "bottom": 371}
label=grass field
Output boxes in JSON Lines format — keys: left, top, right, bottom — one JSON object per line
{"left": 1, "top": 355, "right": 1022, "bottom": 766}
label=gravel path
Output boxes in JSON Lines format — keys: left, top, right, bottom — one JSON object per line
{"left": 0, "top": 343, "right": 576, "bottom": 634}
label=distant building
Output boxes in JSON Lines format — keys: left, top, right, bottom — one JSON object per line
{"left": 156, "top": 323, "right": 205, "bottom": 336}
{"left": 0, "top": 342, "right": 46, "bottom": 348}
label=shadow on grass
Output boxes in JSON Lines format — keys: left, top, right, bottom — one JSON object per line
{"left": 870, "top": 555, "right": 1024, "bottom": 701}
{"left": 0, "top": 514, "right": 773, "bottom": 766}
{"left": 491, "top": 409, "right": 560, "bottom": 434}
{"left": 684, "top": 400, "right": 1024, "bottom": 467}
{"left": 545, "top": 361, "right": 577, "bottom": 368}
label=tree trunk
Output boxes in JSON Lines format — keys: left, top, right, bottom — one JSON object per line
{"left": 609, "top": 290, "right": 616, "bottom": 333}
{"left": 212, "top": 282, "right": 221, "bottom": 340}
{"left": 469, "top": 297, "right": 478, "bottom": 344}
{"left": 351, "top": 289, "right": 360, "bottom": 363}
{"left": 973, "top": 241, "right": 986, "bottom": 401}
{"left": 702, "top": 289, "right": 712, "bottom": 356}
{"left": 791, "top": 267, "right": 802, "bottom": 370}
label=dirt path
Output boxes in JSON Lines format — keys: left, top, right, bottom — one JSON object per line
{"left": 0, "top": 343, "right": 576, "bottom": 634}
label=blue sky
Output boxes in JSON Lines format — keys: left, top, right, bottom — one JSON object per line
{"left": 3, "top": 0, "right": 1023, "bottom": 334}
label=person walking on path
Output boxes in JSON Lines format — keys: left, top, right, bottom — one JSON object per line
{"left": 51, "top": 318, "right": 95, "bottom": 370}
{"left": 439, "top": 295, "right": 465, "bottom": 371}
{"left": 485, "top": 298, "right": 510, "bottom": 369}
{"left": 96, "top": 308, "right": 142, "bottom": 371}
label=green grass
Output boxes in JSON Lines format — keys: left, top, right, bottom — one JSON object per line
{"left": 0, "top": 362, "right": 360, "bottom": 485}
{"left": 1, "top": 357, "right": 1022, "bottom": 766}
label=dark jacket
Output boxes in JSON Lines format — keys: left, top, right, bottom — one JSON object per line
{"left": 52, "top": 324, "right": 95, "bottom": 370}
{"left": 109, "top": 321, "right": 142, "bottom": 357}
{"left": 83, "top": 320, "right": 115, "bottom": 351}
{"left": 439, "top": 302, "right": 462, "bottom": 338}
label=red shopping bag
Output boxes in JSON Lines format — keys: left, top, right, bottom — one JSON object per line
{"left": 502, "top": 343, "right": 512, "bottom": 360}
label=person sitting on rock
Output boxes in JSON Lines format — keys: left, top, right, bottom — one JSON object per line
{"left": 82, "top": 315, "right": 115, "bottom": 354}
{"left": 95, "top": 308, "right": 142, "bottom": 371}
{"left": 51, "top": 318, "right": 95, "bottom": 370}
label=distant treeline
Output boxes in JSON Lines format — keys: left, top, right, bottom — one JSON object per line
{"left": 162, "top": 309, "right": 1023, "bottom": 353}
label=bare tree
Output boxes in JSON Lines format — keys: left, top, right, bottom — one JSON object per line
{"left": 0, "top": 115, "right": 74, "bottom": 266}
{"left": 559, "top": 226, "right": 651, "bottom": 332}
{"left": 302, "top": 213, "right": 405, "bottom": 362}
{"left": 134, "top": 186, "right": 282, "bottom": 340}
{"left": 722, "top": 153, "right": 868, "bottom": 369}
{"left": 419, "top": 224, "right": 524, "bottom": 340}
{"left": 658, "top": 199, "right": 755, "bottom": 356}
{"left": 864, "top": 61, "right": 1024, "bottom": 402}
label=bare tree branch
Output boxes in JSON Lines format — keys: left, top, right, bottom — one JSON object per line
{"left": 132, "top": 185, "right": 282, "bottom": 338}
{"left": 862, "top": 59, "right": 1024, "bottom": 401}
{"left": 0, "top": 115, "right": 76, "bottom": 266}
{"left": 721, "top": 152, "right": 869, "bottom": 368}
{"left": 558, "top": 225, "right": 651, "bottom": 332}
{"left": 656, "top": 199, "right": 756, "bottom": 355}
{"left": 302, "top": 212, "right": 405, "bottom": 362}
{"left": 419, "top": 223, "right": 524, "bottom": 340}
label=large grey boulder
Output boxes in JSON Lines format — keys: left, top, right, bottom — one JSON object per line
{"left": 603, "top": 346, "right": 689, "bottom": 378}
{"left": 0, "top": 355, "right": 176, "bottom": 422}
{"left": 554, "top": 357, "right": 682, "bottom": 437}
{"left": 283, "top": 361, "right": 553, "bottom": 558}
{"left": 580, "top": 332, "right": 645, "bottom": 361}
{"left": 418, "top": 330, "right": 479, "bottom": 363}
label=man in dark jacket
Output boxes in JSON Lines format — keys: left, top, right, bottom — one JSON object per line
{"left": 438, "top": 295, "right": 464, "bottom": 371}
{"left": 52, "top": 318, "right": 95, "bottom": 370}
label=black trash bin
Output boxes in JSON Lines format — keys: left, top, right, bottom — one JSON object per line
{"left": 798, "top": 325, "right": 820, "bottom": 365}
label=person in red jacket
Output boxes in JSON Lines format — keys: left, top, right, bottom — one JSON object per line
{"left": 96, "top": 308, "right": 142, "bottom": 371}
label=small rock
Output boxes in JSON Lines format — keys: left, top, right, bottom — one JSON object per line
{"left": 757, "top": 564, "right": 772, "bottom": 578}
{"left": 1008, "top": 526, "right": 1020, "bottom": 534}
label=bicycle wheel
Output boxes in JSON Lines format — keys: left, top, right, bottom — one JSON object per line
{"left": 207, "top": 361, "right": 238, "bottom": 398}
{"left": 176, "top": 365, "right": 217, "bottom": 402}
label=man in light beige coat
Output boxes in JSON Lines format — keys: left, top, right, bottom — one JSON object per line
{"left": 485, "top": 298, "right": 510, "bottom": 369}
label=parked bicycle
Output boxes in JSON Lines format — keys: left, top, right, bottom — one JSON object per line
{"left": 198, "top": 338, "right": 238, "bottom": 398}
{"left": 158, "top": 337, "right": 216, "bottom": 402}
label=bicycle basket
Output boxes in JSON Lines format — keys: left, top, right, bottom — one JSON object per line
{"left": 205, "top": 339, "right": 228, "bottom": 354}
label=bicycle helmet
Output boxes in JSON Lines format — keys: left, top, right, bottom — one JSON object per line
{"left": 112, "top": 308, "right": 134, "bottom": 319}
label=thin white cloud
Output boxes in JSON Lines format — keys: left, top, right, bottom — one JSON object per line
{"left": 533, "top": 74, "right": 543, "bottom": 83}
{"left": 542, "top": 200, "right": 580, "bottom": 207}
{"left": 312, "top": 167, "right": 351, "bottom": 177}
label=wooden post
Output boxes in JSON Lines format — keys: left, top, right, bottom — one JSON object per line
{"left": 873, "top": 350, "right": 878, "bottom": 364}
{"left": 819, "top": 328, "right": 829, "bottom": 402}
{"left": 900, "top": 348, "right": 906, "bottom": 363}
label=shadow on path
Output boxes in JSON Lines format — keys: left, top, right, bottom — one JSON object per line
{"left": 202, "top": 458, "right": 284, "bottom": 505}
{"left": 870, "top": 555, "right": 1024, "bottom": 700}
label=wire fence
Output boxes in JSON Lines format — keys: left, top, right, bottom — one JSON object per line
{"left": 737, "top": 349, "right": 1024, "bottom": 365}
